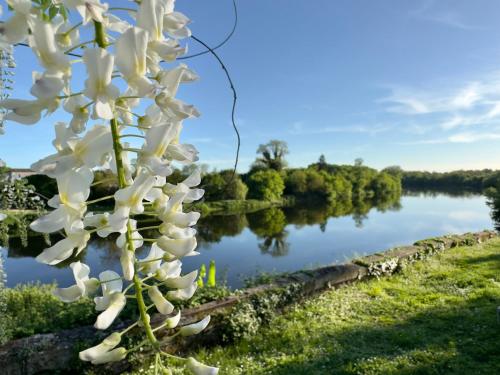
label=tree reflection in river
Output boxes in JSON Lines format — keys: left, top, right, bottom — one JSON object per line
{"left": 247, "top": 207, "right": 289, "bottom": 257}
{"left": 5, "top": 193, "right": 402, "bottom": 261}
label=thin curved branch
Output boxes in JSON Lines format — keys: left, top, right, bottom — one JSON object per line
{"left": 191, "top": 35, "right": 241, "bottom": 189}
{"left": 178, "top": 0, "right": 238, "bottom": 60}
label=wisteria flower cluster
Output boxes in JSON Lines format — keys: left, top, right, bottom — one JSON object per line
{"left": 0, "top": 0, "right": 218, "bottom": 373}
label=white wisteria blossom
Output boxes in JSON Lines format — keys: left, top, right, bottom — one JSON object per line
{"left": 79, "top": 332, "right": 127, "bottom": 365}
{"left": 32, "top": 123, "right": 112, "bottom": 176}
{"left": 63, "top": 95, "right": 90, "bottom": 133}
{"left": 83, "top": 48, "right": 119, "bottom": 120}
{"left": 28, "top": 15, "right": 71, "bottom": 76}
{"left": 179, "top": 315, "right": 210, "bottom": 337}
{"left": 0, "top": 1, "right": 218, "bottom": 372}
{"left": 53, "top": 15, "right": 80, "bottom": 49}
{"left": 0, "top": 0, "right": 31, "bottom": 47}
{"left": 30, "top": 166, "right": 93, "bottom": 233}
{"left": 115, "top": 27, "right": 154, "bottom": 96}
{"left": 186, "top": 357, "right": 219, "bottom": 375}
{"left": 94, "top": 270, "right": 126, "bottom": 330}
{"left": 36, "top": 220, "right": 90, "bottom": 264}
{"left": 53, "top": 261, "right": 99, "bottom": 302}
{"left": 63, "top": 0, "right": 108, "bottom": 24}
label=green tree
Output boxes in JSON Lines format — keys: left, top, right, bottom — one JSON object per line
{"left": 382, "top": 165, "right": 403, "bottom": 179}
{"left": 247, "top": 170, "right": 285, "bottom": 201}
{"left": 285, "top": 169, "right": 308, "bottom": 195}
{"left": 354, "top": 157, "right": 364, "bottom": 167}
{"left": 252, "top": 140, "right": 289, "bottom": 171}
{"left": 317, "top": 154, "right": 327, "bottom": 171}
{"left": 202, "top": 171, "right": 248, "bottom": 201}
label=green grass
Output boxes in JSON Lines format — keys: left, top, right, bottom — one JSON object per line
{"left": 135, "top": 238, "right": 500, "bottom": 374}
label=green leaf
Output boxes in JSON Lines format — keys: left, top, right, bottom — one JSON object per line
{"left": 59, "top": 6, "right": 69, "bottom": 21}
{"left": 48, "top": 6, "right": 58, "bottom": 20}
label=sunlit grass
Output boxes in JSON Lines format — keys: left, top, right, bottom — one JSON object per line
{"left": 135, "top": 238, "right": 500, "bottom": 374}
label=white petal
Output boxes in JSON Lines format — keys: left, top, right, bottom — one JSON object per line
{"left": 148, "top": 286, "right": 174, "bottom": 315}
{"left": 155, "top": 258, "right": 182, "bottom": 281}
{"left": 157, "top": 236, "right": 197, "bottom": 258}
{"left": 89, "top": 347, "right": 127, "bottom": 365}
{"left": 53, "top": 284, "right": 83, "bottom": 302}
{"left": 164, "top": 310, "right": 181, "bottom": 328}
{"left": 99, "top": 270, "right": 123, "bottom": 295}
{"left": 179, "top": 316, "right": 210, "bottom": 337}
{"left": 79, "top": 332, "right": 123, "bottom": 364}
{"left": 166, "top": 282, "right": 197, "bottom": 301}
{"left": 30, "top": 208, "right": 66, "bottom": 233}
{"left": 36, "top": 236, "right": 78, "bottom": 265}
{"left": 138, "top": 243, "right": 165, "bottom": 275}
{"left": 186, "top": 357, "right": 219, "bottom": 375}
{"left": 95, "top": 292, "right": 126, "bottom": 330}
{"left": 120, "top": 249, "right": 135, "bottom": 281}
{"left": 165, "top": 270, "right": 198, "bottom": 289}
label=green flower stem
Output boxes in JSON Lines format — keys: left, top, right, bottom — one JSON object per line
{"left": 134, "top": 225, "right": 161, "bottom": 232}
{"left": 91, "top": 177, "right": 117, "bottom": 187}
{"left": 136, "top": 255, "right": 164, "bottom": 264}
{"left": 94, "top": 20, "right": 158, "bottom": 349}
{"left": 64, "top": 40, "right": 95, "bottom": 54}
{"left": 160, "top": 351, "right": 187, "bottom": 362}
{"left": 64, "top": 21, "right": 82, "bottom": 37}
{"left": 109, "top": 7, "right": 137, "bottom": 12}
{"left": 120, "top": 321, "right": 139, "bottom": 336}
{"left": 99, "top": 277, "right": 123, "bottom": 284}
{"left": 86, "top": 195, "right": 115, "bottom": 205}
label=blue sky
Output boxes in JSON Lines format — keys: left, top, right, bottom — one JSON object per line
{"left": 3, "top": 0, "right": 500, "bottom": 171}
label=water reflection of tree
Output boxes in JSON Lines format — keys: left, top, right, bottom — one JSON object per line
{"left": 247, "top": 207, "right": 290, "bottom": 257}
{"left": 4, "top": 190, "right": 404, "bottom": 263}
{"left": 284, "top": 193, "right": 402, "bottom": 229}
{"left": 196, "top": 214, "right": 248, "bottom": 245}
{"left": 404, "top": 188, "right": 479, "bottom": 198}
{"left": 486, "top": 188, "right": 500, "bottom": 231}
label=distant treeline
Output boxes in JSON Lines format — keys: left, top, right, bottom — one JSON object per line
{"left": 4, "top": 139, "right": 405, "bottom": 210}
{"left": 401, "top": 169, "right": 500, "bottom": 192}
{"left": 24, "top": 161, "right": 402, "bottom": 207}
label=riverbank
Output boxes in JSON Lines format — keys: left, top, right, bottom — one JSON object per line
{"left": 1, "top": 231, "right": 497, "bottom": 374}
{"left": 135, "top": 235, "right": 500, "bottom": 374}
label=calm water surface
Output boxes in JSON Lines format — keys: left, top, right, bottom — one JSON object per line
{"left": 1, "top": 192, "right": 494, "bottom": 289}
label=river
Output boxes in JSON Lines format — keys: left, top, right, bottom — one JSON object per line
{"left": 1, "top": 192, "right": 494, "bottom": 289}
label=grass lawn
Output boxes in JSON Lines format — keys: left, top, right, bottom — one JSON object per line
{"left": 135, "top": 237, "right": 500, "bottom": 374}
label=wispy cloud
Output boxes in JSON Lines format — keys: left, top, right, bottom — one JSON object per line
{"left": 410, "top": 0, "right": 482, "bottom": 30}
{"left": 289, "top": 121, "right": 391, "bottom": 136}
{"left": 380, "top": 70, "right": 500, "bottom": 140}
{"left": 379, "top": 81, "right": 494, "bottom": 116}
{"left": 400, "top": 130, "right": 500, "bottom": 145}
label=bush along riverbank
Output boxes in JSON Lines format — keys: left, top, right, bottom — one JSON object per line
{"left": 0, "top": 231, "right": 497, "bottom": 374}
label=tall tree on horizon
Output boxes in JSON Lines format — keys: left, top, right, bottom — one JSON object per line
{"left": 253, "top": 139, "right": 289, "bottom": 171}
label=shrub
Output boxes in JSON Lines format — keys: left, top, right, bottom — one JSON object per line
{"left": 247, "top": 170, "right": 285, "bottom": 201}
{"left": 0, "top": 179, "right": 45, "bottom": 210}
{"left": 202, "top": 171, "right": 248, "bottom": 201}
{"left": 2, "top": 283, "right": 95, "bottom": 339}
